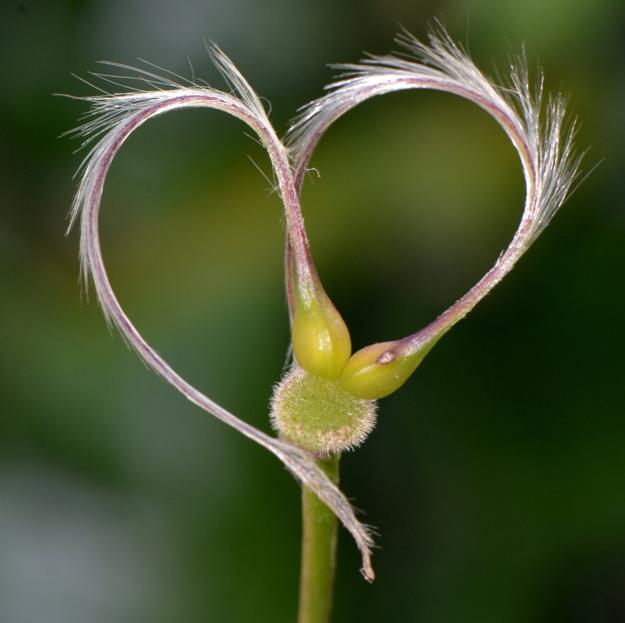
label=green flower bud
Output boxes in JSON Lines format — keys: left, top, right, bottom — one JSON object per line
{"left": 338, "top": 339, "right": 436, "bottom": 400}
{"left": 291, "top": 288, "right": 352, "bottom": 379}
{"left": 271, "top": 366, "right": 377, "bottom": 455}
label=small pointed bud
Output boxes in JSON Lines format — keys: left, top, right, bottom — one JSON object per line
{"left": 291, "top": 286, "right": 352, "bottom": 379}
{"left": 338, "top": 339, "right": 437, "bottom": 400}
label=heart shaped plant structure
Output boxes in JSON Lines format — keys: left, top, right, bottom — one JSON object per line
{"left": 68, "top": 26, "right": 581, "bottom": 582}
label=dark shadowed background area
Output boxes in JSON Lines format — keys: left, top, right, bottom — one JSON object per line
{"left": 1, "top": 0, "right": 625, "bottom": 621}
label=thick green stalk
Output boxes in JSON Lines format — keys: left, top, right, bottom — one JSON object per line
{"left": 297, "top": 454, "right": 340, "bottom": 623}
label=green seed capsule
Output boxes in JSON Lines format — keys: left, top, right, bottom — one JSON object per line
{"left": 270, "top": 366, "right": 377, "bottom": 455}
{"left": 338, "top": 340, "right": 435, "bottom": 399}
{"left": 291, "top": 291, "right": 352, "bottom": 379}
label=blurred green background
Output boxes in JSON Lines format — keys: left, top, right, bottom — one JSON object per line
{"left": 1, "top": 0, "right": 624, "bottom": 621}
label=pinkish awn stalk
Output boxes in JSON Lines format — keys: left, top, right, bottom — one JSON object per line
{"left": 67, "top": 24, "right": 582, "bottom": 619}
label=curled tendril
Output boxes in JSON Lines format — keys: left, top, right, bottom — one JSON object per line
{"left": 67, "top": 25, "right": 582, "bottom": 582}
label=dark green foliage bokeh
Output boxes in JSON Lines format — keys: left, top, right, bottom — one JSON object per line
{"left": 1, "top": 1, "right": 624, "bottom": 621}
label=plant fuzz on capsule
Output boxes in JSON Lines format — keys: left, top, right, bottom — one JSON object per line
{"left": 270, "top": 366, "right": 377, "bottom": 455}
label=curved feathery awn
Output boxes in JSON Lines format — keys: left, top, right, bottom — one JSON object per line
{"left": 286, "top": 26, "right": 582, "bottom": 355}
{"left": 67, "top": 47, "right": 374, "bottom": 580}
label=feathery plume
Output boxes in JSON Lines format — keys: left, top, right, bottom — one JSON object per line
{"left": 67, "top": 49, "right": 374, "bottom": 580}
{"left": 286, "top": 23, "right": 582, "bottom": 364}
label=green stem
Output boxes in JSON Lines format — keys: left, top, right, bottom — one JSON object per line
{"left": 297, "top": 454, "right": 340, "bottom": 623}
